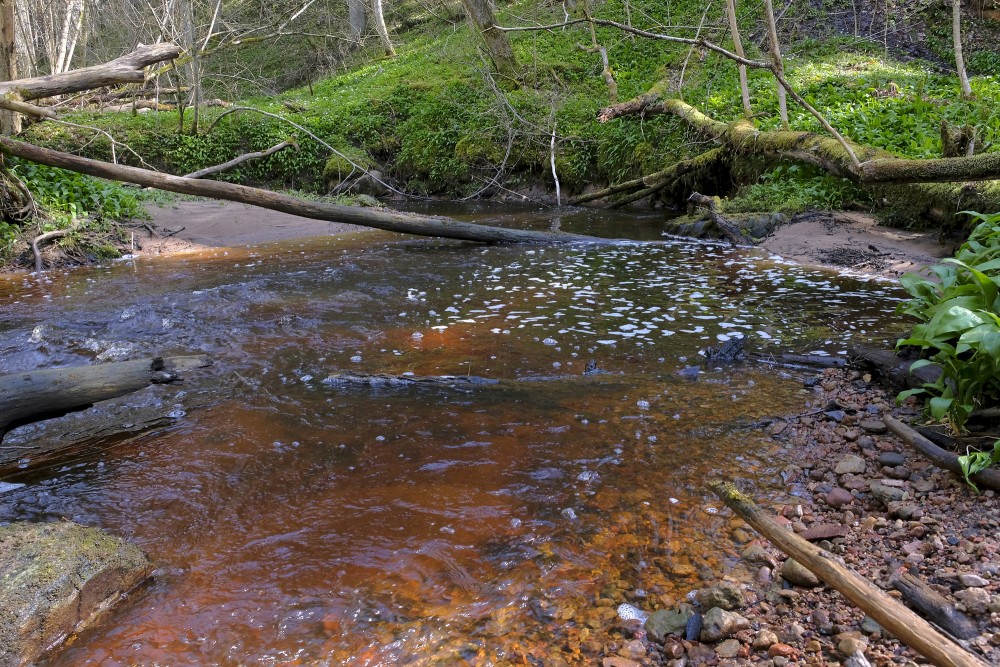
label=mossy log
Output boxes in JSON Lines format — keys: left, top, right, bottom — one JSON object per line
{"left": 0, "top": 355, "right": 211, "bottom": 443}
{"left": 598, "top": 94, "right": 1000, "bottom": 226}
{"left": 710, "top": 480, "right": 989, "bottom": 667}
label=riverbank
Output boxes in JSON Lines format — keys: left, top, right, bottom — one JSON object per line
{"left": 604, "top": 367, "right": 1000, "bottom": 667}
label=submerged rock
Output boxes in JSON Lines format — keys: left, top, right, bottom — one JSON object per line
{"left": 0, "top": 522, "right": 152, "bottom": 667}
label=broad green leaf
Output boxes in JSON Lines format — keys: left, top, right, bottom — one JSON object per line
{"left": 929, "top": 396, "right": 954, "bottom": 420}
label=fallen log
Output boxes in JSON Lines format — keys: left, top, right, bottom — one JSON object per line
{"left": 710, "top": 480, "right": 989, "bottom": 667}
{"left": 688, "top": 192, "right": 751, "bottom": 245}
{"left": 0, "top": 355, "right": 211, "bottom": 443}
{"left": 848, "top": 344, "right": 942, "bottom": 391}
{"left": 0, "top": 138, "right": 602, "bottom": 245}
{"left": 891, "top": 572, "right": 980, "bottom": 640}
{"left": 322, "top": 372, "right": 501, "bottom": 388}
{"left": 883, "top": 415, "right": 1000, "bottom": 492}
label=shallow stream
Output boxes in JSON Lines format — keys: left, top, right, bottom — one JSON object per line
{"left": 0, "top": 206, "right": 906, "bottom": 665}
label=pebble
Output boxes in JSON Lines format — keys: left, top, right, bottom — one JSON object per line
{"left": 835, "top": 454, "right": 867, "bottom": 475}
{"left": 700, "top": 608, "right": 751, "bottom": 642}
{"left": 825, "top": 487, "right": 854, "bottom": 508}
{"left": 876, "top": 452, "right": 905, "bottom": 467}
{"left": 779, "top": 559, "right": 821, "bottom": 588}
{"left": 959, "top": 573, "right": 989, "bottom": 587}
{"left": 753, "top": 629, "right": 779, "bottom": 649}
{"left": 859, "top": 419, "right": 887, "bottom": 433}
{"left": 956, "top": 587, "right": 991, "bottom": 614}
{"left": 768, "top": 643, "right": 798, "bottom": 658}
{"left": 716, "top": 638, "right": 742, "bottom": 658}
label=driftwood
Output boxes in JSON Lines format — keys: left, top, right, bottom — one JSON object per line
{"left": 710, "top": 480, "right": 989, "bottom": 667}
{"left": 883, "top": 415, "right": 1000, "bottom": 491}
{"left": 182, "top": 139, "right": 297, "bottom": 179}
{"left": 891, "top": 572, "right": 980, "bottom": 640}
{"left": 0, "top": 138, "right": 601, "bottom": 245}
{"left": 30, "top": 229, "right": 69, "bottom": 272}
{"left": 0, "top": 355, "right": 211, "bottom": 443}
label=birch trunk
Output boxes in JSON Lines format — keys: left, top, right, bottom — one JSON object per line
{"left": 953, "top": 0, "right": 973, "bottom": 99}
{"left": 0, "top": 0, "right": 18, "bottom": 133}
{"left": 725, "top": 0, "right": 751, "bottom": 116}
{"left": 460, "top": 0, "right": 517, "bottom": 79}
{"left": 371, "top": 0, "right": 395, "bottom": 56}
{"left": 762, "top": 0, "right": 788, "bottom": 128}
{"left": 348, "top": 0, "right": 367, "bottom": 43}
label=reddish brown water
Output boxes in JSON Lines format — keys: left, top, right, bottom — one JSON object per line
{"left": 0, "top": 216, "right": 905, "bottom": 665}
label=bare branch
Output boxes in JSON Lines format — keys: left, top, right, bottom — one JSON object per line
{"left": 182, "top": 139, "right": 297, "bottom": 179}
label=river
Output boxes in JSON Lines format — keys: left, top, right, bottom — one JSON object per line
{"left": 0, "top": 206, "right": 905, "bottom": 665}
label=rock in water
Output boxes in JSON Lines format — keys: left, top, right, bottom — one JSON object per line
{"left": 0, "top": 522, "right": 152, "bottom": 666}
{"left": 700, "top": 607, "right": 751, "bottom": 642}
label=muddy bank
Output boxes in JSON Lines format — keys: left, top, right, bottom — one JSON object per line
{"left": 602, "top": 367, "right": 1000, "bottom": 666}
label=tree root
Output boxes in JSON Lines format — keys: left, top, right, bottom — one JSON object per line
{"left": 30, "top": 229, "right": 69, "bottom": 273}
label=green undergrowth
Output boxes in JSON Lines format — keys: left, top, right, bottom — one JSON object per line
{"left": 1, "top": 158, "right": 148, "bottom": 264}
{"left": 896, "top": 212, "right": 1000, "bottom": 487}
{"left": 19, "top": 0, "right": 1000, "bottom": 215}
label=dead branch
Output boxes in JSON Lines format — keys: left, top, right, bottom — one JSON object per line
{"left": 182, "top": 139, "right": 297, "bottom": 179}
{"left": 891, "top": 572, "right": 979, "bottom": 640}
{"left": 710, "top": 480, "right": 989, "bottom": 667}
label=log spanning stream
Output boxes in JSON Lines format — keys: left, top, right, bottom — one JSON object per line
{"left": 0, "top": 205, "right": 906, "bottom": 665}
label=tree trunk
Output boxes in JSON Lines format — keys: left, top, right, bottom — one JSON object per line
{"left": 762, "top": 0, "right": 788, "bottom": 128}
{"left": 460, "top": 0, "right": 517, "bottom": 79}
{"left": 0, "top": 136, "right": 601, "bottom": 244}
{"left": 0, "top": 0, "right": 19, "bottom": 134}
{"left": 371, "top": 0, "right": 395, "bottom": 56}
{"left": 348, "top": 0, "right": 367, "bottom": 43}
{"left": 0, "top": 355, "right": 211, "bottom": 442}
{"left": 953, "top": 0, "right": 974, "bottom": 99}
{"left": 724, "top": 0, "right": 751, "bottom": 116}
{"left": 710, "top": 480, "right": 990, "bottom": 667}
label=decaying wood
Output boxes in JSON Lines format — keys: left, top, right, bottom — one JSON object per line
{"left": 0, "top": 355, "right": 211, "bottom": 443}
{"left": 689, "top": 192, "right": 751, "bottom": 245}
{"left": 0, "top": 137, "right": 602, "bottom": 245}
{"left": 891, "top": 572, "right": 980, "bottom": 640}
{"left": 710, "top": 480, "right": 989, "bottom": 667}
{"left": 182, "top": 139, "right": 297, "bottom": 179}
{"left": 0, "top": 43, "right": 181, "bottom": 105}
{"left": 883, "top": 415, "right": 1000, "bottom": 491}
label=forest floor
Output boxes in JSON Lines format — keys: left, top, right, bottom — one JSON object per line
{"left": 131, "top": 200, "right": 953, "bottom": 280}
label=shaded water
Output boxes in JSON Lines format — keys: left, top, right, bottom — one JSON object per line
{"left": 0, "top": 210, "right": 906, "bottom": 665}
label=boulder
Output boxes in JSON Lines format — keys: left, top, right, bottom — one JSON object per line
{"left": 696, "top": 582, "right": 746, "bottom": 611}
{"left": 0, "top": 522, "right": 152, "bottom": 667}
{"left": 700, "top": 607, "right": 750, "bottom": 642}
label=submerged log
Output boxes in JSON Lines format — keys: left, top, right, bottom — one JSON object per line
{"left": 883, "top": 415, "right": 1000, "bottom": 492}
{"left": 322, "top": 372, "right": 501, "bottom": 388}
{"left": 891, "top": 572, "right": 980, "bottom": 640}
{"left": 0, "top": 138, "right": 601, "bottom": 245}
{"left": 0, "top": 355, "right": 211, "bottom": 443}
{"left": 710, "top": 480, "right": 989, "bottom": 667}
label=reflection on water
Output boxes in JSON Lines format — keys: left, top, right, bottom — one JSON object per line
{"left": 0, "top": 217, "right": 904, "bottom": 665}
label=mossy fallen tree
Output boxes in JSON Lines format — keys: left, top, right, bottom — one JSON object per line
{"left": 594, "top": 94, "right": 1000, "bottom": 226}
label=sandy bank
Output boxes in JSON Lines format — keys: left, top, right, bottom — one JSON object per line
{"left": 134, "top": 200, "right": 367, "bottom": 256}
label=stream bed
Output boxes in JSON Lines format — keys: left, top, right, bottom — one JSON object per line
{"left": 0, "top": 208, "right": 907, "bottom": 665}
